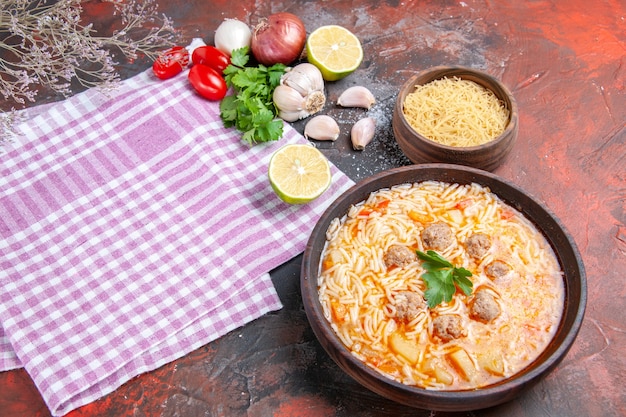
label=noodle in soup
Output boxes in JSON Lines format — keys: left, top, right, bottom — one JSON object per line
{"left": 318, "top": 181, "right": 564, "bottom": 390}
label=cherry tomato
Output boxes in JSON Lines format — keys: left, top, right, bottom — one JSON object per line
{"left": 152, "top": 46, "right": 190, "bottom": 80}
{"left": 192, "top": 45, "right": 230, "bottom": 73}
{"left": 188, "top": 64, "right": 227, "bottom": 101}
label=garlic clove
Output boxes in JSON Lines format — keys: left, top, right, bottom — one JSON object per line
{"left": 283, "top": 63, "right": 325, "bottom": 94}
{"left": 351, "top": 117, "right": 376, "bottom": 150}
{"left": 304, "top": 115, "right": 340, "bottom": 141}
{"left": 278, "top": 109, "right": 310, "bottom": 122}
{"left": 273, "top": 84, "right": 306, "bottom": 114}
{"left": 299, "top": 63, "right": 325, "bottom": 92}
{"left": 337, "top": 86, "right": 376, "bottom": 109}
{"left": 281, "top": 69, "right": 310, "bottom": 96}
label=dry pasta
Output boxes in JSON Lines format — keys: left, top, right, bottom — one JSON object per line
{"left": 402, "top": 77, "right": 509, "bottom": 147}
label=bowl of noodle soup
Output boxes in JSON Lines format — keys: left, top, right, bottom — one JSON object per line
{"left": 301, "top": 164, "right": 586, "bottom": 411}
{"left": 392, "top": 66, "right": 518, "bottom": 171}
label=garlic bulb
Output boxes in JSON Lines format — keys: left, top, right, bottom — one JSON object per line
{"left": 351, "top": 117, "right": 376, "bottom": 150}
{"left": 337, "top": 86, "right": 376, "bottom": 109}
{"left": 304, "top": 115, "right": 340, "bottom": 141}
{"left": 274, "top": 63, "right": 326, "bottom": 122}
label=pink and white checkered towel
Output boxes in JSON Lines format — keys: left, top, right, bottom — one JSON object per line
{"left": 0, "top": 44, "right": 354, "bottom": 415}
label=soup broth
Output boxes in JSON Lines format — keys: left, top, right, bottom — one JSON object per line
{"left": 318, "top": 181, "right": 564, "bottom": 390}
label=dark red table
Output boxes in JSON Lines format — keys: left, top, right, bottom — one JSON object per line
{"left": 2, "top": 1, "right": 625, "bottom": 416}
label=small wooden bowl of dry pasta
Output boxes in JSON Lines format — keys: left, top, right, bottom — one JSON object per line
{"left": 392, "top": 66, "right": 518, "bottom": 171}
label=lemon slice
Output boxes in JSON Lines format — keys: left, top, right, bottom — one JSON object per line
{"left": 268, "top": 144, "right": 332, "bottom": 204}
{"left": 306, "top": 25, "right": 363, "bottom": 81}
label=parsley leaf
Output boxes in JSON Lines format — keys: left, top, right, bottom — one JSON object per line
{"left": 228, "top": 47, "right": 250, "bottom": 68}
{"left": 416, "top": 250, "right": 473, "bottom": 308}
{"left": 219, "top": 47, "right": 286, "bottom": 144}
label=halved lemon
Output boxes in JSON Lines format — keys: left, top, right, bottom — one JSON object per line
{"left": 268, "top": 144, "right": 332, "bottom": 204}
{"left": 306, "top": 25, "right": 363, "bottom": 81}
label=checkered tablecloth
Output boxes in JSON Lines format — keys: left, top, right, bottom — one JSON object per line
{"left": 0, "top": 41, "right": 354, "bottom": 416}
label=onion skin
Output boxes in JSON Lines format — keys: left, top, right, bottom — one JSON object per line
{"left": 251, "top": 12, "right": 306, "bottom": 66}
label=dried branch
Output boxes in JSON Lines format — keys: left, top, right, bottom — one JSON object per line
{"left": 0, "top": 0, "right": 179, "bottom": 143}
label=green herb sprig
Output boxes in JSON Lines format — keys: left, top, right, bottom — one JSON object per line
{"left": 416, "top": 250, "right": 473, "bottom": 308}
{"left": 220, "top": 47, "right": 286, "bottom": 144}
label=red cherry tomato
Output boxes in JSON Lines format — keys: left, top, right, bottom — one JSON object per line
{"left": 152, "top": 46, "right": 190, "bottom": 80}
{"left": 192, "top": 46, "right": 230, "bottom": 73}
{"left": 188, "top": 64, "right": 227, "bottom": 101}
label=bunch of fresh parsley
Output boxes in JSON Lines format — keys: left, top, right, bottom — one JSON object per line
{"left": 220, "top": 47, "right": 286, "bottom": 144}
{"left": 416, "top": 250, "right": 473, "bottom": 308}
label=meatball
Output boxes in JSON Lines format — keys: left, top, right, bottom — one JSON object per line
{"left": 395, "top": 291, "right": 425, "bottom": 321}
{"left": 465, "top": 233, "right": 491, "bottom": 259}
{"left": 384, "top": 244, "right": 417, "bottom": 269}
{"left": 485, "top": 260, "right": 511, "bottom": 280}
{"left": 421, "top": 222, "right": 454, "bottom": 251}
{"left": 469, "top": 291, "right": 501, "bottom": 323}
{"left": 432, "top": 315, "right": 466, "bottom": 342}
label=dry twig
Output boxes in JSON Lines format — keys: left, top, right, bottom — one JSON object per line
{"left": 0, "top": 0, "right": 179, "bottom": 143}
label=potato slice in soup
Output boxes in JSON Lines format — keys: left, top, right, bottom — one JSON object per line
{"left": 449, "top": 349, "right": 478, "bottom": 382}
{"left": 424, "top": 358, "right": 454, "bottom": 385}
{"left": 389, "top": 332, "right": 420, "bottom": 364}
{"left": 478, "top": 350, "right": 505, "bottom": 376}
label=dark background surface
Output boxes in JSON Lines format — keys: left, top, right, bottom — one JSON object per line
{"left": 1, "top": 0, "right": 625, "bottom": 416}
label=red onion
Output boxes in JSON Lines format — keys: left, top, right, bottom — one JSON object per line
{"left": 251, "top": 12, "right": 306, "bottom": 66}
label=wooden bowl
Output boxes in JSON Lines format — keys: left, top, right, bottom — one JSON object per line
{"left": 300, "top": 164, "right": 586, "bottom": 411}
{"left": 392, "top": 67, "right": 519, "bottom": 171}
